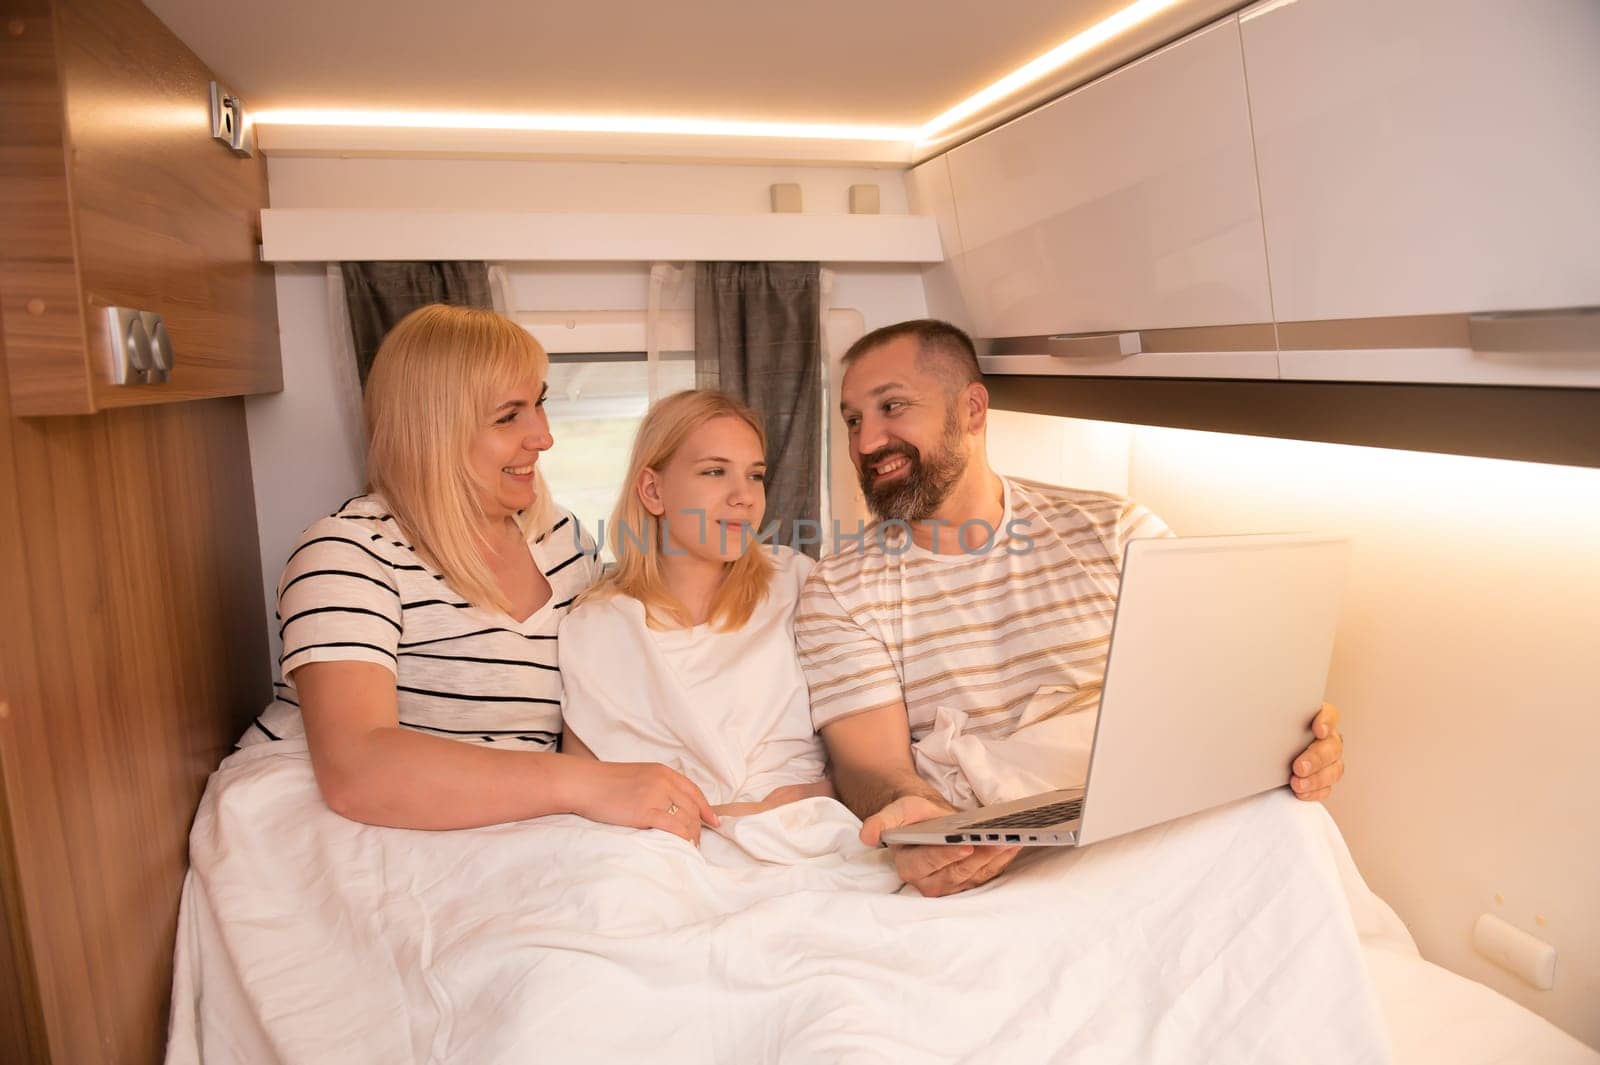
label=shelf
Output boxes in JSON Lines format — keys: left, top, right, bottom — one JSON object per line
{"left": 258, "top": 209, "right": 944, "bottom": 264}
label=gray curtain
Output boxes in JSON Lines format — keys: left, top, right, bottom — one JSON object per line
{"left": 341, "top": 262, "right": 493, "bottom": 385}
{"left": 694, "top": 262, "right": 822, "bottom": 556}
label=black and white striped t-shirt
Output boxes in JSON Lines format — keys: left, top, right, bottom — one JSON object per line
{"left": 243, "top": 494, "right": 602, "bottom": 749}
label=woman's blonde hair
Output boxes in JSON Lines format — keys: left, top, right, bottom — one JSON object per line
{"left": 587, "top": 389, "right": 775, "bottom": 631}
{"left": 364, "top": 304, "right": 560, "bottom": 615}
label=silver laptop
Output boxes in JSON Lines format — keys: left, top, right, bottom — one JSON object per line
{"left": 882, "top": 533, "right": 1349, "bottom": 848}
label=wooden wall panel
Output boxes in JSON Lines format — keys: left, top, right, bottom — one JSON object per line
{"left": 0, "top": 0, "right": 94, "bottom": 415}
{"left": 0, "top": 312, "right": 270, "bottom": 1061}
{"left": 0, "top": 326, "right": 88, "bottom": 1060}
{"left": 0, "top": 692, "right": 50, "bottom": 1064}
{"left": 0, "top": 0, "right": 281, "bottom": 1056}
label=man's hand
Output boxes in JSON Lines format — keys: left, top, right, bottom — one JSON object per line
{"left": 861, "top": 795, "right": 1021, "bottom": 898}
{"left": 1290, "top": 702, "right": 1344, "bottom": 802}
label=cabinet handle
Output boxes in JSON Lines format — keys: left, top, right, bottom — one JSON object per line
{"left": 1045, "top": 331, "right": 1143, "bottom": 358}
{"left": 1467, "top": 308, "right": 1599, "bottom": 354}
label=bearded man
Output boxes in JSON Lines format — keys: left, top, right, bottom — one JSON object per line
{"left": 794, "top": 319, "right": 1346, "bottom": 897}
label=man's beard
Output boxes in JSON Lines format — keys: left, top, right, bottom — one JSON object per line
{"left": 857, "top": 406, "right": 968, "bottom": 522}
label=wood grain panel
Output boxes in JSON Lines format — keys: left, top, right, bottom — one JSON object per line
{"left": 0, "top": 0, "right": 93, "bottom": 415}
{"left": 0, "top": 266, "right": 92, "bottom": 414}
{"left": 57, "top": 0, "right": 283, "bottom": 410}
{"left": 0, "top": 309, "right": 270, "bottom": 1061}
{"left": 0, "top": 0, "right": 283, "bottom": 415}
{"left": 0, "top": 4, "right": 74, "bottom": 263}
{"left": 0, "top": 696, "right": 50, "bottom": 1064}
{"left": 0, "top": 321, "right": 88, "bottom": 1063}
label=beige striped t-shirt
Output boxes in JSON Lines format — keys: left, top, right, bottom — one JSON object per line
{"left": 796, "top": 477, "right": 1173, "bottom": 742}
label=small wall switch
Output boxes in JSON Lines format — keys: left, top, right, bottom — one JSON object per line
{"left": 770, "top": 183, "right": 802, "bottom": 214}
{"left": 141, "top": 311, "right": 173, "bottom": 381}
{"left": 1473, "top": 913, "right": 1556, "bottom": 990}
{"left": 103, "top": 306, "right": 172, "bottom": 385}
{"left": 849, "top": 184, "right": 881, "bottom": 215}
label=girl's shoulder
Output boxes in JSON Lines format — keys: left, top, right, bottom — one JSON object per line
{"left": 767, "top": 543, "right": 814, "bottom": 575}
{"left": 560, "top": 585, "right": 642, "bottom": 639}
{"left": 764, "top": 544, "right": 815, "bottom": 601}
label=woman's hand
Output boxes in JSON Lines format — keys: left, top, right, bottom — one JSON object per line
{"left": 712, "top": 778, "right": 835, "bottom": 819}
{"left": 567, "top": 760, "right": 719, "bottom": 845}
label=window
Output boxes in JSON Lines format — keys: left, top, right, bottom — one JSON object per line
{"left": 539, "top": 350, "right": 694, "bottom": 560}
{"left": 517, "top": 308, "right": 695, "bottom": 559}
{"left": 517, "top": 296, "right": 864, "bottom": 561}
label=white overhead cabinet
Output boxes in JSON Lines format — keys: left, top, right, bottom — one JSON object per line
{"left": 1241, "top": 0, "right": 1600, "bottom": 321}
{"left": 914, "top": 0, "right": 1599, "bottom": 386}
{"left": 1240, "top": 0, "right": 1600, "bottom": 386}
{"left": 942, "top": 17, "right": 1277, "bottom": 378}
{"left": 903, "top": 154, "right": 978, "bottom": 336}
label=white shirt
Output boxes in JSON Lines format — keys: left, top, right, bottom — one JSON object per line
{"left": 558, "top": 547, "right": 825, "bottom": 805}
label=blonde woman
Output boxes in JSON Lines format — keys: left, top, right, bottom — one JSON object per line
{"left": 243, "top": 304, "right": 716, "bottom": 839}
{"left": 560, "top": 390, "right": 836, "bottom": 820}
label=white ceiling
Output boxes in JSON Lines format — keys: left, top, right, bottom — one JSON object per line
{"left": 142, "top": 0, "right": 1132, "bottom": 128}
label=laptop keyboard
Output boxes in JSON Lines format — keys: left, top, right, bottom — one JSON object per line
{"left": 964, "top": 797, "right": 1084, "bottom": 830}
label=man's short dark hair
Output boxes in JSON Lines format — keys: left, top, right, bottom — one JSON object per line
{"left": 842, "top": 319, "right": 982, "bottom": 393}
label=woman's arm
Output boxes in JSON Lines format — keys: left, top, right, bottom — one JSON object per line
{"left": 295, "top": 661, "right": 717, "bottom": 840}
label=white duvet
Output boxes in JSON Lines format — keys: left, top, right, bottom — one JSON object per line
{"left": 167, "top": 737, "right": 1397, "bottom": 1065}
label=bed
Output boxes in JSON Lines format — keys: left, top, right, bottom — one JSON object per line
{"left": 1366, "top": 946, "right": 1597, "bottom": 1065}
{"left": 165, "top": 739, "right": 1597, "bottom": 1064}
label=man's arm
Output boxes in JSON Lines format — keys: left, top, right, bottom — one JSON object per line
{"left": 821, "top": 703, "right": 1020, "bottom": 898}
{"left": 823, "top": 702, "right": 947, "bottom": 820}
{"left": 797, "top": 566, "right": 1018, "bottom": 895}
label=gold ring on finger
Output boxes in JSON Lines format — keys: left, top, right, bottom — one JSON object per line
{"left": 666, "top": 801, "right": 679, "bottom": 816}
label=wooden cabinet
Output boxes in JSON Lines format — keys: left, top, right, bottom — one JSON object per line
{"left": 0, "top": 1, "right": 275, "bottom": 1062}
{"left": 944, "top": 17, "right": 1274, "bottom": 342}
{"left": 0, "top": 0, "right": 282, "bottom": 417}
{"left": 1239, "top": 0, "right": 1600, "bottom": 323}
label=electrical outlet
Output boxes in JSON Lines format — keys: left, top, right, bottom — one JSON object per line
{"left": 104, "top": 307, "right": 173, "bottom": 385}
{"left": 141, "top": 311, "right": 173, "bottom": 382}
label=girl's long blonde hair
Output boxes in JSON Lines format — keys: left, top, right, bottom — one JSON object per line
{"left": 364, "top": 304, "right": 560, "bottom": 614}
{"left": 587, "top": 389, "right": 775, "bottom": 631}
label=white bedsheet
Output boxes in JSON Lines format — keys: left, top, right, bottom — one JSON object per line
{"left": 165, "top": 737, "right": 1411, "bottom": 1064}
{"left": 1366, "top": 946, "right": 1600, "bottom": 1065}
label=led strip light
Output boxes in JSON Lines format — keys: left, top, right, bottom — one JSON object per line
{"left": 251, "top": 0, "right": 1185, "bottom": 151}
